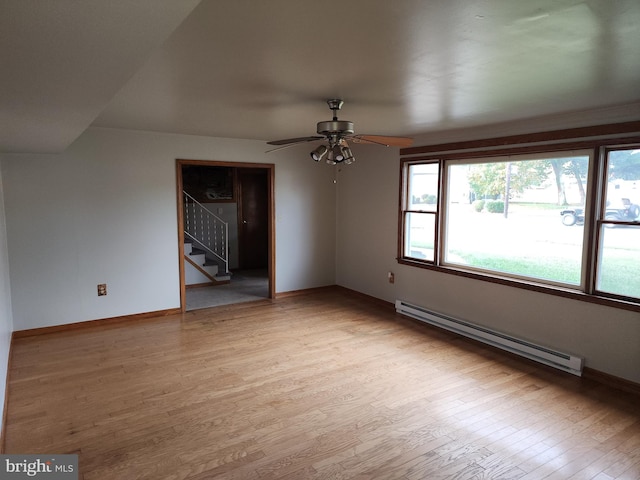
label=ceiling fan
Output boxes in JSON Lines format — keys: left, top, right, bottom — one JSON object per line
{"left": 266, "top": 99, "right": 413, "bottom": 164}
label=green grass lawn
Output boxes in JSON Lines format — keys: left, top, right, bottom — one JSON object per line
{"left": 450, "top": 250, "right": 640, "bottom": 298}
{"left": 597, "top": 251, "right": 640, "bottom": 298}
{"left": 451, "top": 251, "right": 582, "bottom": 285}
{"left": 408, "top": 201, "right": 639, "bottom": 299}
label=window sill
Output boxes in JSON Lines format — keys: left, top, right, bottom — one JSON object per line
{"left": 397, "top": 257, "right": 640, "bottom": 313}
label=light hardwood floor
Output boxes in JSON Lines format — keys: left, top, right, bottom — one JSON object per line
{"left": 5, "top": 288, "right": 640, "bottom": 479}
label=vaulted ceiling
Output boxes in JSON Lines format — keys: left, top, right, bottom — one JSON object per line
{"left": 2, "top": 0, "right": 640, "bottom": 154}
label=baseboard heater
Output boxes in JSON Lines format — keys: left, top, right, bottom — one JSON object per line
{"left": 395, "top": 300, "right": 583, "bottom": 376}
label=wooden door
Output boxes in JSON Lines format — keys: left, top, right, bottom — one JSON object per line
{"left": 237, "top": 169, "right": 268, "bottom": 269}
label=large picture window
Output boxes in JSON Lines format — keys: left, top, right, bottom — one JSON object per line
{"left": 399, "top": 133, "right": 640, "bottom": 308}
{"left": 444, "top": 152, "right": 591, "bottom": 287}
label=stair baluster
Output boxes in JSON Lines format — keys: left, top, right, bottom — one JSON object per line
{"left": 183, "top": 191, "right": 229, "bottom": 276}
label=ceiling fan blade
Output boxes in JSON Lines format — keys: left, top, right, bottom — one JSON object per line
{"left": 266, "top": 138, "right": 323, "bottom": 153}
{"left": 266, "top": 136, "right": 323, "bottom": 146}
{"left": 350, "top": 135, "right": 414, "bottom": 148}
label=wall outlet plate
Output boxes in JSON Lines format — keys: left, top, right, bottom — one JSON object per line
{"left": 97, "top": 284, "right": 107, "bottom": 296}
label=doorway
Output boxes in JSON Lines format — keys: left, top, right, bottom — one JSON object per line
{"left": 176, "top": 160, "right": 275, "bottom": 312}
{"left": 238, "top": 168, "right": 270, "bottom": 270}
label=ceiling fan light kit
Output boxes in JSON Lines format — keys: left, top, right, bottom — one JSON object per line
{"left": 310, "top": 145, "right": 328, "bottom": 162}
{"left": 267, "top": 99, "right": 413, "bottom": 165}
{"left": 340, "top": 146, "right": 355, "bottom": 165}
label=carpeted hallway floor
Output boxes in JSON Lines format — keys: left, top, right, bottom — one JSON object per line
{"left": 185, "top": 269, "right": 269, "bottom": 310}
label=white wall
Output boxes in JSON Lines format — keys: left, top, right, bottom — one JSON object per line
{"left": 0, "top": 166, "right": 13, "bottom": 442}
{"left": 336, "top": 145, "right": 640, "bottom": 384}
{"left": 1, "top": 127, "right": 336, "bottom": 331}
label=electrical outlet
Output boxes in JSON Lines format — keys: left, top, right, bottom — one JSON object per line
{"left": 97, "top": 284, "right": 107, "bottom": 296}
{"left": 388, "top": 272, "right": 395, "bottom": 284}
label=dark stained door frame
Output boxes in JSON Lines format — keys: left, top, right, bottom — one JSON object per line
{"left": 176, "top": 159, "right": 275, "bottom": 312}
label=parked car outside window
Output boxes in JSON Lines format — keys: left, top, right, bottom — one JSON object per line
{"left": 560, "top": 197, "right": 640, "bottom": 226}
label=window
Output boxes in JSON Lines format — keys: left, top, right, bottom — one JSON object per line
{"left": 402, "top": 162, "right": 439, "bottom": 262}
{"left": 444, "top": 152, "right": 591, "bottom": 286}
{"left": 399, "top": 132, "right": 640, "bottom": 308}
{"left": 595, "top": 147, "right": 640, "bottom": 299}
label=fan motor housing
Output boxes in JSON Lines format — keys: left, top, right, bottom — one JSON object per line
{"left": 317, "top": 120, "right": 354, "bottom": 135}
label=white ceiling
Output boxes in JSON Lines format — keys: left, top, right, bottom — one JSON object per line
{"left": 2, "top": 0, "right": 640, "bottom": 154}
{"left": 0, "top": 0, "right": 201, "bottom": 153}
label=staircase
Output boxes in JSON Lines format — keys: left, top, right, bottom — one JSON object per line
{"left": 183, "top": 191, "right": 231, "bottom": 284}
{"left": 184, "top": 240, "right": 231, "bottom": 283}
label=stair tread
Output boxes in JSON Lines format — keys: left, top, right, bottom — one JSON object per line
{"left": 184, "top": 242, "right": 228, "bottom": 275}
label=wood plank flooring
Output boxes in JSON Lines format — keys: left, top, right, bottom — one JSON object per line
{"left": 5, "top": 288, "right": 640, "bottom": 479}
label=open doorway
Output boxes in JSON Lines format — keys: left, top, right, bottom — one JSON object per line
{"left": 176, "top": 160, "right": 275, "bottom": 311}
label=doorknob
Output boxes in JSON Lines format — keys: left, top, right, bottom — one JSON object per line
{"left": 243, "top": 220, "right": 248, "bottom": 224}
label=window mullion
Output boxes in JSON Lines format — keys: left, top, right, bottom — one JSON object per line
{"left": 581, "top": 148, "right": 603, "bottom": 294}
{"left": 437, "top": 159, "right": 446, "bottom": 266}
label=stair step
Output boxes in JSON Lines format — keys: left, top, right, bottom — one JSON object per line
{"left": 201, "top": 264, "right": 219, "bottom": 276}
{"left": 183, "top": 238, "right": 229, "bottom": 282}
{"left": 189, "top": 253, "right": 205, "bottom": 263}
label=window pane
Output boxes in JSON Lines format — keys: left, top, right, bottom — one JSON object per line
{"left": 405, "top": 212, "right": 435, "bottom": 262}
{"left": 597, "top": 225, "right": 640, "bottom": 299}
{"left": 444, "top": 155, "right": 590, "bottom": 285}
{"left": 597, "top": 148, "right": 640, "bottom": 299}
{"left": 604, "top": 149, "right": 640, "bottom": 223}
{"left": 408, "top": 163, "right": 439, "bottom": 212}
